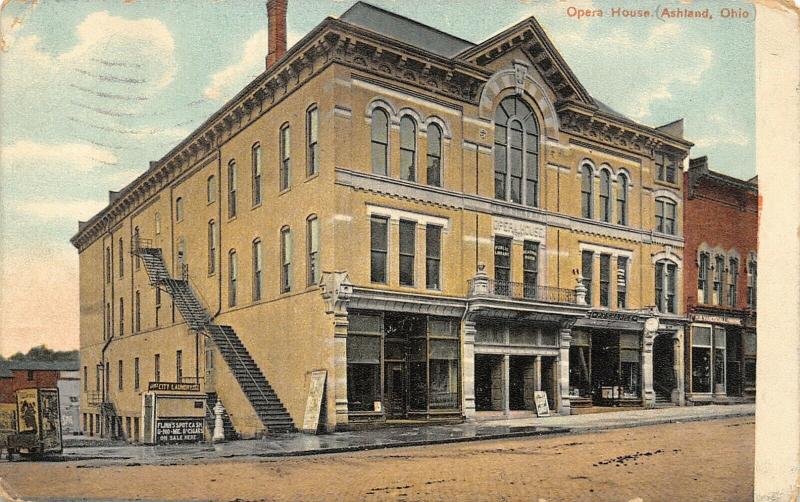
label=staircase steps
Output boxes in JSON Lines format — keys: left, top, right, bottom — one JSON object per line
{"left": 135, "top": 246, "right": 295, "bottom": 435}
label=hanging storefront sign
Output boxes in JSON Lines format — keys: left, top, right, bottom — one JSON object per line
{"left": 691, "top": 313, "right": 743, "bottom": 326}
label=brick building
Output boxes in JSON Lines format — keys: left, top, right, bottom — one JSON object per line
{"left": 683, "top": 156, "right": 757, "bottom": 403}
{"left": 71, "top": 1, "right": 695, "bottom": 439}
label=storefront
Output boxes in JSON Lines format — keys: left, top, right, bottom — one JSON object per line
{"left": 570, "top": 312, "right": 647, "bottom": 409}
{"left": 687, "top": 311, "right": 756, "bottom": 402}
{"left": 346, "top": 310, "right": 461, "bottom": 423}
{"left": 473, "top": 319, "right": 560, "bottom": 415}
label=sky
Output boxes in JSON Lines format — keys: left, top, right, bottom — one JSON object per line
{"left": 0, "top": 0, "right": 755, "bottom": 357}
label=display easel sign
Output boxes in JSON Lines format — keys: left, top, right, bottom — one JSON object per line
{"left": 302, "top": 370, "right": 327, "bottom": 434}
{"left": 534, "top": 391, "right": 550, "bottom": 417}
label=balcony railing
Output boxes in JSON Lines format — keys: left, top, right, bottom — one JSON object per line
{"left": 468, "top": 278, "right": 577, "bottom": 304}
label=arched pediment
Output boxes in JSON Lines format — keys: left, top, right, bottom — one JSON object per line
{"left": 478, "top": 67, "right": 559, "bottom": 140}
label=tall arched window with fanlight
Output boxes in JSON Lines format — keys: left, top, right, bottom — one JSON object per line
{"left": 493, "top": 95, "right": 539, "bottom": 206}
{"left": 371, "top": 109, "right": 389, "bottom": 175}
{"left": 599, "top": 170, "right": 611, "bottom": 222}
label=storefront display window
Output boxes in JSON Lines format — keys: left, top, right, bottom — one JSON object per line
{"left": 347, "top": 327, "right": 382, "bottom": 412}
{"left": 692, "top": 326, "right": 712, "bottom": 393}
{"left": 569, "top": 332, "right": 591, "bottom": 398}
{"left": 713, "top": 327, "right": 726, "bottom": 390}
{"left": 619, "top": 333, "right": 641, "bottom": 398}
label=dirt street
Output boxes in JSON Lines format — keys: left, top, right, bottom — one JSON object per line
{"left": 0, "top": 417, "right": 754, "bottom": 501}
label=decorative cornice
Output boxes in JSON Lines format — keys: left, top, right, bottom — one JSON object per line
{"left": 558, "top": 101, "right": 693, "bottom": 159}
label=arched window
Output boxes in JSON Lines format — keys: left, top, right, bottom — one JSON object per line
{"left": 616, "top": 173, "right": 628, "bottom": 225}
{"left": 154, "top": 212, "right": 162, "bottom": 236}
{"left": 252, "top": 143, "right": 262, "bottom": 206}
{"left": 581, "top": 165, "right": 593, "bottom": 218}
{"left": 280, "top": 124, "right": 291, "bottom": 190}
{"left": 177, "top": 238, "right": 186, "bottom": 277}
{"left": 228, "top": 160, "right": 237, "bottom": 218}
{"left": 399, "top": 116, "right": 417, "bottom": 181}
{"left": 747, "top": 256, "right": 757, "bottom": 308}
{"left": 228, "top": 250, "right": 238, "bottom": 307}
{"left": 371, "top": 109, "right": 389, "bottom": 175}
{"left": 252, "top": 239, "right": 263, "bottom": 301}
{"left": 306, "top": 105, "right": 319, "bottom": 177}
{"left": 175, "top": 197, "right": 184, "bottom": 222}
{"left": 493, "top": 95, "right": 539, "bottom": 206}
{"left": 280, "top": 226, "right": 292, "bottom": 293}
{"left": 698, "top": 252, "right": 711, "bottom": 304}
{"left": 426, "top": 123, "right": 442, "bottom": 187}
{"left": 307, "top": 215, "right": 320, "bottom": 286}
{"left": 728, "top": 257, "right": 739, "bottom": 306}
{"left": 207, "top": 175, "right": 216, "bottom": 204}
{"left": 119, "top": 297, "right": 125, "bottom": 335}
{"left": 207, "top": 220, "right": 216, "bottom": 275}
{"left": 655, "top": 259, "right": 678, "bottom": 313}
{"left": 599, "top": 170, "right": 611, "bottom": 223}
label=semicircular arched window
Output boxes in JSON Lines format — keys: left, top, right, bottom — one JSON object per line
{"left": 493, "top": 96, "right": 539, "bottom": 206}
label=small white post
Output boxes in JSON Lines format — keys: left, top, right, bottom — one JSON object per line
{"left": 213, "top": 400, "right": 226, "bottom": 442}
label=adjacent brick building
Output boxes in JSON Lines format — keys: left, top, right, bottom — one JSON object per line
{"left": 683, "top": 156, "right": 758, "bottom": 403}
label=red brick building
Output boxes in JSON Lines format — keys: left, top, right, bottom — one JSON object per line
{"left": 683, "top": 156, "right": 757, "bottom": 403}
{"left": 0, "top": 360, "right": 77, "bottom": 403}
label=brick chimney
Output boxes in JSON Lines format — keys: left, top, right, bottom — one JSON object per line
{"left": 266, "top": 0, "right": 288, "bottom": 69}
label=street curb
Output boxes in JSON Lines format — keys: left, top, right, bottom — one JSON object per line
{"left": 54, "top": 410, "right": 755, "bottom": 464}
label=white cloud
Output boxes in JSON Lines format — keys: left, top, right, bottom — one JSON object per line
{"left": 691, "top": 113, "right": 751, "bottom": 148}
{"left": 14, "top": 199, "right": 107, "bottom": 222}
{"left": 203, "top": 29, "right": 303, "bottom": 102}
{"left": 1, "top": 140, "right": 118, "bottom": 172}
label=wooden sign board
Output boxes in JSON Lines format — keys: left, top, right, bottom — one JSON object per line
{"left": 302, "top": 370, "right": 327, "bottom": 434}
{"left": 534, "top": 391, "right": 550, "bottom": 417}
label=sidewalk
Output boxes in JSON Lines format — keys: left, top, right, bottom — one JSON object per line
{"left": 49, "top": 404, "right": 752, "bottom": 466}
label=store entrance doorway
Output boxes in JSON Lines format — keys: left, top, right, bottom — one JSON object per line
{"left": 475, "top": 355, "right": 504, "bottom": 411}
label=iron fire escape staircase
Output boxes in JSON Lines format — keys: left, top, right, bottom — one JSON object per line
{"left": 133, "top": 242, "right": 295, "bottom": 434}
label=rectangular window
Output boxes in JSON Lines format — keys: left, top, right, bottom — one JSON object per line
{"left": 713, "top": 326, "right": 726, "bottom": 390}
{"left": 656, "top": 152, "right": 676, "bottom": 183}
{"left": 105, "top": 247, "right": 111, "bottom": 283}
{"left": 176, "top": 350, "right": 182, "bottom": 383}
{"left": 426, "top": 225, "right": 441, "bottom": 290}
{"left": 306, "top": 107, "right": 319, "bottom": 177}
{"left": 729, "top": 258, "right": 739, "bottom": 306}
{"left": 581, "top": 250, "right": 593, "bottom": 305}
{"left": 118, "top": 360, "right": 123, "bottom": 391}
{"left": 229, "top": 251, "right": 238, "bottom": 306}
{"left": 252, "top": 144, "right": 262, "bottom": 206}
{"left": 698, "top": 253, "right": 710, "bottom": 304}
{"left": 154, "top": 354, "right": 161, "bottom": 383}
{"left": 280, "top": 125, "right": 291, "bottom": 191}
{"left": 522, "top": 240, "right": 538, "bottom": 299}
{"left": 307, "top": 217, "right": 320, "bottom": 286}
{"left": 253, "top": 240, "right": 263, "bottom": 301}
{"left": 617, "top": 256, "right": 627, "bottom": 308}
{"left": 27, "top": 370, "right": 33, "bottom": 381}
{"left": 655, "top": 200, "right": 664, "bottom": 233}
{"left": 713, "top": 255, "right": 725, "bottom": 305}
{"left": 155, "top": 287, "right": 161, "bottom": 328}
{"left": 599, "top": 254, "right": 611, "bottom": 307}
{"left": 119, "top": 297, "right": 124, "bottom": 335}
{"left": 399, "top": 220, "right": 416, "bottom": 286}
{"left": 228, "top": 161, "right": 237, "bottom": 218}
{"left": 665, "top": 263, "right": 677, "bottom": 313}
{"left": 95, "top": 365, "right": 100, "bottom": 392}
{"left": 134, "top": 357, "right": 140, "bottom": 390}
{"left": 83, "top": 366, "right": 88, "bottom": 392}
{"left": 119, "top": 239, "right": 124, "bottom": 277}
{"left": 494, "top": 237, "right": 512, "bottom": 296}
{"left": 105, "top": 303, "right": 111, "bottom": 339}
{"left": 208, "top": 220, "right": 216, "bottom": 275}
{"left": 280, "top": 228, "right": 292, "bottom": 293}
{"left": 134, "top": 290, "right": 141, "bottom": 333}
{"left": 370, "top": 217, "right": 388, "bottom": 283}
{"left": 207, "top": 175, "right": 216, "bottom": 204}
{"left": 747, "top": 260, "right": 757, "bottom": 308}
